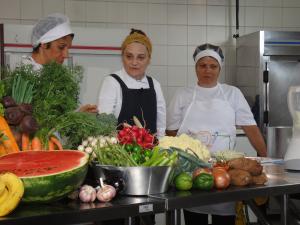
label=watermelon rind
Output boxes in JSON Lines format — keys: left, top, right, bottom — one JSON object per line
{"left": 0, "top": 150, "right": 89, "bottom": 203}
{"left": 22, "top": 162, "right": 88, "bottom": 203}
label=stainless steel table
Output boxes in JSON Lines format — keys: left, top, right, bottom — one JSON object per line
{"left": 0, "top": 196, "right": 165, "bottom": 225}
{"left": 149, "top": 163, "right": 300, "bottom": 225}
{"left": 2, "top": 163, "right": 300, "bottom": 225}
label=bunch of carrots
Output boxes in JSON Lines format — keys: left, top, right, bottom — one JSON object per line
{"left": 0, "top": 115, "right": 63, "bottom": 156}
{"left": 21, "top": 133, "right": 63, "bottom": 151}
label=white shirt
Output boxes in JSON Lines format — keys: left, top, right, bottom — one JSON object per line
{"left": 167, "top": 83, "right": 256, "bottom": 131}
{"left": 21, "top": 55, "right": 43, "bottom": 71}
{"left": 98, "top": 68, "right": 166, "bottom": 138}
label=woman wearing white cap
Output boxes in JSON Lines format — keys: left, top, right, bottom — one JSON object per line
{"left": 21, "top": 13, "right": 97, "bottom": 113}
{"left": 166, "top": 43, "right": 267, "bottom": 225}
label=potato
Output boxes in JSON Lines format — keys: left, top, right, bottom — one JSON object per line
{"left": 228, "top": 169, "right": 252, "bottom": 186}
{"left": 228, "top": 158, "right": 263, "bottom": 176}
{"left": 252, "top": 172, "right": 268, "bottom": 185}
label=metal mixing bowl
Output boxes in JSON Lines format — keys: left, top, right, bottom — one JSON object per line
{"left": 92, "top": 163, "right": 173, "bottom": 195}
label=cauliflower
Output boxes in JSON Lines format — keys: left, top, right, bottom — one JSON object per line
{"left": 159, "top": 134, "right": 211, "bottom": 162}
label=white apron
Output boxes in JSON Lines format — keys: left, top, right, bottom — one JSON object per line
{"left": 178, "top": 84, "right": 236, "bottom": 215}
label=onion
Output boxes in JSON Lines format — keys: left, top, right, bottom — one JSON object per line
{"left": 213, "top": 168, "right": 231, "bottom": 189}
{"left": 79, "top": 185, "right": 97, "bottom": 203}
{"left": 96, "top": 178, "right": 116, "bottom": 202}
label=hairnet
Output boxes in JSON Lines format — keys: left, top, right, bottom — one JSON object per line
{"left": 31, "top": 13, "right": 74, "bottom": 48}
{"left": 121, "top": 29, "right": 152, "bottom": 57}
{"left": 193, "top": 43, "right": 224, "bottom": 67}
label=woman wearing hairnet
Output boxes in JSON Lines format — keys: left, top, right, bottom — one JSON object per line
{"left": 166, "top": 43, "right": 267, "bottom": 225}
{"left": 21, "top": 13, "right": 97, "bottom": 113}
{"left": 98, "top": 28, "right": 166, "bottom": 138}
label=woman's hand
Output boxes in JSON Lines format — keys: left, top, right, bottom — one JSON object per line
{"left": 79, "top": 104, "right": 98, "bottom": 113}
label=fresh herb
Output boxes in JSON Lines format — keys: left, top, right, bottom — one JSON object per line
{"left": 53, "top": 112, "right": 117, "bottom": 149}
{"left": 32, "top": 62, "right": 83, "bottom": 130}
{"left": 12, "top": 75, "right": 34, "bottom": 104}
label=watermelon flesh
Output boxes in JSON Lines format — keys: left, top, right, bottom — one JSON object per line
{"left": 0, "top": 150, "right": 89, "bottom": 203}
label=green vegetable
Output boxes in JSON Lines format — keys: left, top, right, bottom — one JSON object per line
{"left": 53, "top": 112, "right": 117, "bottom": 149}
{"left": 93, "top": 143, "right": 138, "bottom": 167}
{"left": 12, "top": 75, "right": 34, "bottom": 104}
{"left": 33, "top": 62, "right": 82, "bottom": 129}
{"left": 193, "top": 173, "right": 214, "bottom": 190}
{"left": 174, "top": 172, "right": 193, "bottom": 191}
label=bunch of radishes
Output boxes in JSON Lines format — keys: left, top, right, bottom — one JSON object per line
{"left": 78, "top": 178, "right": 116, "bottom": 203}
{"left": 118, "top": 125, "right": 155, "bottom": 149}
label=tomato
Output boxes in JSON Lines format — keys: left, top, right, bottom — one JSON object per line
{"left": 212, "top": 168, "right": 230, "bottom": 189}
{"left": 213, "top": 162, "right": 229, "bottom": 171}
{"left": 192, "top": 167, "right": 212, "bottom": 180}
{"left": 174, "top": 172, "right": 193, "bottom": 191}
{"left": 193, "top": 173, "right": 214, "bottom": 190}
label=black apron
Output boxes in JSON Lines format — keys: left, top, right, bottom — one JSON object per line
{"left": 110, "top": 74, "right": 157, "bottom": 134}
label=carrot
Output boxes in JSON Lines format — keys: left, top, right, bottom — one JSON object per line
{"left": 48, "top": 139, "right": 55, "bottom": 150}
{"left": 21, "top": 133, "right": 30, "bottom": 151}
{"left": 0, "top": 145, "right": 6, "bottom": 156}
{"left": 0, "top": 116, "right": 20, "bottom": 153}
{"left": 31, "top": 136, "right": 42, "bottom": 151}
{"left": 50, "top": 136, "right": 63, "bottom": 150}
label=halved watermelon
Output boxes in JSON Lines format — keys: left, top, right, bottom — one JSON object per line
{"left": 0, "top": 150, "right": 89, "bottom": 203}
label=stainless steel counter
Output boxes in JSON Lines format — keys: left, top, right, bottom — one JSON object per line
{"left": 1, "top": 163, "right": 300, "bottom": 225}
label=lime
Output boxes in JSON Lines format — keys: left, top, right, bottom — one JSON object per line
{"left": 174, "top": 172, "right": 193, "bottom": 191}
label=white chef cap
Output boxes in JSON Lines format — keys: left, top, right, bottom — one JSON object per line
{"left": 193, "top": 43, "right": 224, "bottom": 67}
{"left": 31, "top": 13, "right": 74, "bottom": 48}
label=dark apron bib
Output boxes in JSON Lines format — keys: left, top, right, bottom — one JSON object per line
{"left": 110, "top": 74, "right": 157, "bottom": 134}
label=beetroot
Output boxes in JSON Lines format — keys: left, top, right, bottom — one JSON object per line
{"left": 4, "top": 106, "right": 24, "bottom": 125}
{"left": 2, "top": 96, "right": 17, "bottom": 108}
{"left": 19, "top": 115, "right": 39, "bottom": 134}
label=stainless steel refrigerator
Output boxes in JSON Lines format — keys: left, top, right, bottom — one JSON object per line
{"left": 237, "top": 31, "right": 300, "bottom": 158}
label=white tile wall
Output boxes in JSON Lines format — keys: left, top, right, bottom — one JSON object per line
{"left": 148, "top": 25, "right": 168, "bottom": 45}
{"left": 167, "top": 25, "right": 188, "bottom": 45}
{"left": 148, "top": 4, "right": 167, "bottom": 25}
{"left": 167, "top": 46, "right": 188, "bottom": 66}
{"left": 148, "top": 65, "right": 168, "bottom": 86}
{"left": 263, "top": 7, "right": 282, "bottom": 27}
{"left": 127, "top": 3, "right": 148, "bottom": 24}
{"left": 283, "top": 0, "right": 300, "bottom": 7}
{"left": 187, "top": 5, "right": 206, "bottom": 25}
{"left": 86, "top": 1, "right": 106, "bottom": 23}
{"left": 283, "top": 8, "right": 300, "bottom": 28}
{"left": 187, "top": 25, "right": 206, "bottom": 45}
{"left": 65, "top": 0, "right": 86, "bottom": 22}
{"left": 42, "top": 0, "right": 65, "bottom": 16}
{"left": 187, "top": 65, "right": 197, "bottom": 87}
{"left": 167, "top": 4, "right": 188, "bottom": 25}
{"left": 167, "top": 66, "right": 187, "bottom": 86}
{"left": 0, "top": 0, "right": 21, "bottom": 19}
{"left": 1, "top": 0, "right": 300, "bottom": 106}
{"left": 207, "top": 6, "right": 226, "bottom": 26}
{"left": 206, "top": 26, "right": 226, "bottom": 45}
{"left": 245, "top": 7, "right": 263, "bottom": 27}
{"left": 264, "top": 0, "right": 282, "bottom": 7}
{"left": 188, "top": 0, "right": 206, "bottom": 5}
{"left": 21, "top": 0, "right": 42, "bottom": 20}
{"left": 107, "top": 2, "right": 127, "bottom": 24}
